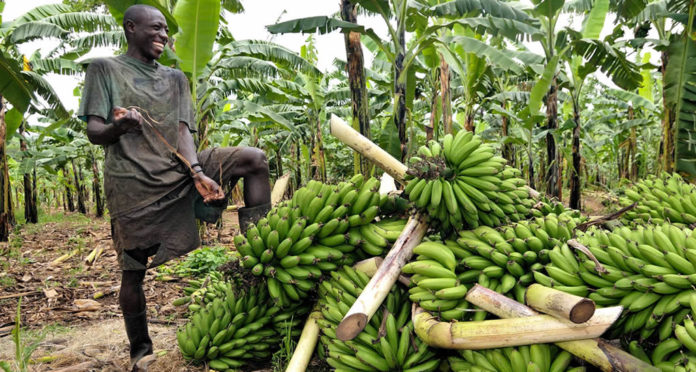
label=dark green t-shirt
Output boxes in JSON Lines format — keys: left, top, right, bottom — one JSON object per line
{"left": 78, "top": 55, "right": 195, "bottom": 218}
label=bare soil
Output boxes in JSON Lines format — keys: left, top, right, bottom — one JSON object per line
{"left": 0, "top": 210, "right": 242, "bottom": 371}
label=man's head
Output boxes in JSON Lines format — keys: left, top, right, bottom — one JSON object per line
{"left": 123, "top": 5, "right": 168, "bottom": 63}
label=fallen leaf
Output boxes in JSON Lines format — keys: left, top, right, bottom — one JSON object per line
{"left": 44, "top": 288, "right": 59, "bottom": 299}
{"left": 73, "top": 299, "right": 101, "bottom": 312}
{"left": 21, "top": 274, "right": 32, "bottom": 282}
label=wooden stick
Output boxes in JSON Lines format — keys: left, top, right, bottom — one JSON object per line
{"left": 525, "top": 284, "right": 595, "bottom": 323}
{"left": 285, "top": 309, "right": 322, "bottom": 372}
{"left": 330, "top": 114, "right": 408, "bottom": 183}
{"left": 465, "top": 284, "right": 659, "bottom": 372}
{"left": 567, "top": 239, "right": 607, "bottom": 274}
{"left": 0, "top": 291, "right": 41, "bottom": 300}
{"left": 575, "top": 202, "right": 637, "bottom": 232}
{"left": 336, "top": 213, "right": 428, "bottom": 341}
{"left": 271, "top": 173, "right": 291, "bottom": 207}
{"left": 412, "top": 305, "right": 620, "bottom": 349}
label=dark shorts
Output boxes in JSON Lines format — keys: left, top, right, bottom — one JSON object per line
{"left": 112, "top": 147, "right": 243, "bottom": 271}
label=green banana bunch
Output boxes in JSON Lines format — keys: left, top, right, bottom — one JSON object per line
{"left": 173, "top": 271, "right": 228, "bottom": 311}
{"left": 177, "top": 283, "right": 309, "bottom": 369}
{"left": 570, "top": 224, "right": 696, "bottom": 342}
{"left": 317, "top": 266, "right": 441, "bottom": 372}
{"left": 531, "top": 196, "right": 584, "bottom": 220}
{"left": 234, "top": 175, "right": 390, "bottom": 307}
{"left": 403, "top": 214, "right": 583, "bottom": 321}
{"left": 628, "top": 336, "right": 696, "bottom": 371}
{"left": 620, "top": 172, "right": 696, "bottom": 226}
{"left": 348, "top": 217, "right": 408, "bottom": 258}
{"left": 449, "top": 345, "right": 584, "bottom": 372}
{"left": 403, "top": 131, "right": 536, "bottom": 231}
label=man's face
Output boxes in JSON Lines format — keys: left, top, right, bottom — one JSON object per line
{"left": 127, "top": 9, "right": 169, "bottom": 61}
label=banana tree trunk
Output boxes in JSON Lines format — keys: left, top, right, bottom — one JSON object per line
{"left": 525, "top": 284, "right": 595, "bottom": 323}
{"left": 62, "top": 166, "right": 75, "bottom": 212}
{"left": 545, "top": 78, "right": 560, "bottom": 199}
{"left": 341, "top": 0, "right": 372, "bottom": 175}
{"left": 466, "top": 284, "right": 658, "bottom": 372}
{"left": 569, "top": 101, "right": 581, "bottom": 210}
{"left": 72, "top": 159, "right": 86, "bottom": 215}
{"left": 501, "top": 100, "right": 514, "bottom": 166}
{"left": 91, "top": 151, "right": 104, "bottom": 218}
{"left": 394, "top": 24, "right": 407, "bottom": 162}
{"left": 428, "top": 84, "right": 439, "bottom": 142}
{"left": 661, "top": 50, "right": 675, "bottom": 172}
{"left": 0, "top": 96, "right": 11, "bottom": 241}
{"left": 20, "top": 122, "right": 37, "bottom": 223}
{"left": 440, "top": 55, "right": 452, "bottom": 135}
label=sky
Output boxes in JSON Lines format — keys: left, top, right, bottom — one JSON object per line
{"left": 4, "top": 0, "right": 388, "bottom": 115}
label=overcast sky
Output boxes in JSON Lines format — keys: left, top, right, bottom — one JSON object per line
{"left": 4, "top": 0, "right": 388, "bottom": 114}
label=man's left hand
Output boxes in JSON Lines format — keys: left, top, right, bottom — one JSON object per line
{"left": 193, "top": 173, "right": 225, "bottom": 203}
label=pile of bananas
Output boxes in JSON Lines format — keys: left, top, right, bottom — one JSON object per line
{"left": 347, "top": 218, "right": 408, "bottom": 259}
{"left": 317, "top": 266, "right": 441, "bottom": 372}
{"left": 620, "top": 172, "right": 696, "bottom": 226}
{"left": 234, "top": 175, "right": 403, "bottom": 306}
{"left": 554, "top": 224, "right": 696, "bottom": 369}
{"left": 531, "top": 195, "right": 583, "bottom": 220}
{"left": 403, "top": 131, "right": 535, "bottom": 231}
{"left": 177, "top": 283, "right": 309, "bottom": 370}
{"left": 449, "top": 344, "right": 584, "bottom": 372}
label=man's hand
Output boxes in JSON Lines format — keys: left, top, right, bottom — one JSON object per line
{"left": 193, "top": 172, "right": 226, "bottom": 204}
{"left": 113, "top": 106, "right": 142, "bottom": 133}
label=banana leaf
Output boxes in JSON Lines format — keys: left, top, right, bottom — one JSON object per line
{"left": 173, "top": 0, "right": 220, "bottom": 80}
{"left": 666, "top": 37, "right": 696, "bottom": 175}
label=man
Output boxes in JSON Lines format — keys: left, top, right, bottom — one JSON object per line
{"left": 78, "top": 5, "right": 271, "bottom": 371}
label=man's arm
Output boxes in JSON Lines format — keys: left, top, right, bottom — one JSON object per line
{"left": 178, "top": 122, "right": 225, "bottom": 203}
{"left": 86, "top": 108, "right": 142, "bottom": 145}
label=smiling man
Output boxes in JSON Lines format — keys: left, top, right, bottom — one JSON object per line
{"left": 77, "top": 5, "right": 271, "bottom": 371}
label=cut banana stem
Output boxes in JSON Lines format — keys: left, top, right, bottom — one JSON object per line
{"left": 330, "top": 114, "right": 408, "bottom": 182}
{"left": 285, "top": 309, "right": 322, "bottom": 372}
{"left": 525, "top": 284, "right": 596, "bottom": 324}
{"left": 413, "top": 304, "right": 619, "bottom": 349}
{"left": 271, "top": 173, "right": 291, "bottom": 207}
{"left": 465, "top": 284, "right": 658, "bottom": 372}
{"left": 336, "top": 213, "right": 428, "bottom": 341}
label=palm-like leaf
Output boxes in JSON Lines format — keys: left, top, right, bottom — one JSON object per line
{"left": 29, "top": 57, "right": 81, "bottom": 76}
{"left": 0, "top": 53, "right": 32, "bottom": 113}
{"left": 571, "top": 39, "right": 642, "bottom": 90}
{"left": 22, "top": 71, "right": 68, "bottom": 118}
{"left": 221, "top": 40, "right": 322, "bottom": 77}
{"left": 10, "top": 22, "right": 68, "bottom": 44}
{"left": 69, "top": 31, "right": 125, "bottom": 51}
{"left": 440, "top": 35, "right": 524, "bottom": 73}
{"left": 10, "top": 4, "right": 72, "bottom": 25}
{"left": 40, "top": 13, "right": 119, "bottom": 33}
{"left": 213, "top": 56, "right": 281, "bottom": 79}
{"left": 665, "top": 36, "right": 696, "bottom": 174}
{"left": 266, "top": 16, "right": 363, "bottom": 35}
{"left": 429, "top": 0, "right": 534, "bottom": 23}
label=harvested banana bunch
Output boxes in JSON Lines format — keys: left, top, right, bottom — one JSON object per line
{"left": 317, "top": 266, "right": 441, "bottom": 372}
{"left": 403, "top": 131, "right": 535, "bottom": 231}
{"left": 620, "top": 172, "right": 696, "bottom": 226}
{"left": 172, "top": 271, "right": 229, "bottom": 311}
{"left": 234, "top": 175, "right": 398, "bottom": 306}
{"left": 177, "top": 283, "right": 309, "bottom": 370}
{"left": 449, "top": 344, "right": 585, "bottom": 372}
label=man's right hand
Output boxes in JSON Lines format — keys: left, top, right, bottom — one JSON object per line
{"left": 113, "top": 106, "right": 143, "bottom": 133}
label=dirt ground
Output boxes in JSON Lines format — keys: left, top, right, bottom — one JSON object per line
{"left": 0, "top": 210, "right": 241, "bottom": 372}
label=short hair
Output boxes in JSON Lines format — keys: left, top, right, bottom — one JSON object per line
{"left": 122, "top": 5, "right": 161, "bottom": 39}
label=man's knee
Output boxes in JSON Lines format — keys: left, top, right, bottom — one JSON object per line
{"left": 244, "top": 147, "right": 268, "bottom": 174}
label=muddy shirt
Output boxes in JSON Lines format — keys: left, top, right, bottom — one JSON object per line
{"left": 77, "top": 55, "right": 195, "bottom": 218}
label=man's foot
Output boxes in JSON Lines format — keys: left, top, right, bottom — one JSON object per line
{"left": 130, "top": 353, "right": 156, "bottom": 372}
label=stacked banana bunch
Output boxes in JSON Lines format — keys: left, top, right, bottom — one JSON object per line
{"left": 564, "top": 224, "right": 696, "bottom": 369}
{"left": 317, "top": 266, "right": 440, "bottom": 372}
{"left": 403, "top": 214, "right": 583, "bottom": 321}
{"left": 172, "top": 271, "right": 228, "bottom": 311}
{"left": 620, "top": 172, "right": 696, "bottom": 226}
{"left": 449, "top": 345, "right": 584, "bottom": 372}
{"left": 403, "top": 131, "right": 535, "bottom": 231}
{"left": 234, "top": 175, "right": 398, "bottom": 306}
{"left": 177, "top": 283, "right": 309, "bottom": 370}
{"left": 531, "top": 195, "right": 583, "bottom": 220}
{"left": 346, "top": 218, "right": 408, "bottom": 259}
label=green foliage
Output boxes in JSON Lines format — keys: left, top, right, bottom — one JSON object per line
{"left": 164, "top": 245, "right": 233, "bottom": 277}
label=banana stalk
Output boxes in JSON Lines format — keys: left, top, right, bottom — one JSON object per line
{"left": 336, "top": 213, "right": 428, "bottom": 341}
{"left": 285, "top": 309, "right": 322, "bottom": 372}
{"left": 413, "top": 305, "right": 619, "bottom": 350}
{"left": 525, "top": 284, "right": 596, "bottom": 323}
{"left": 330, "top": 114, "right": 408, "bottom": 182}
{"left": 465, "top": 284, "right": 658, "bottom": 372}
{"left": 271, "top": 173, "right": 291, "bottom": 207}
